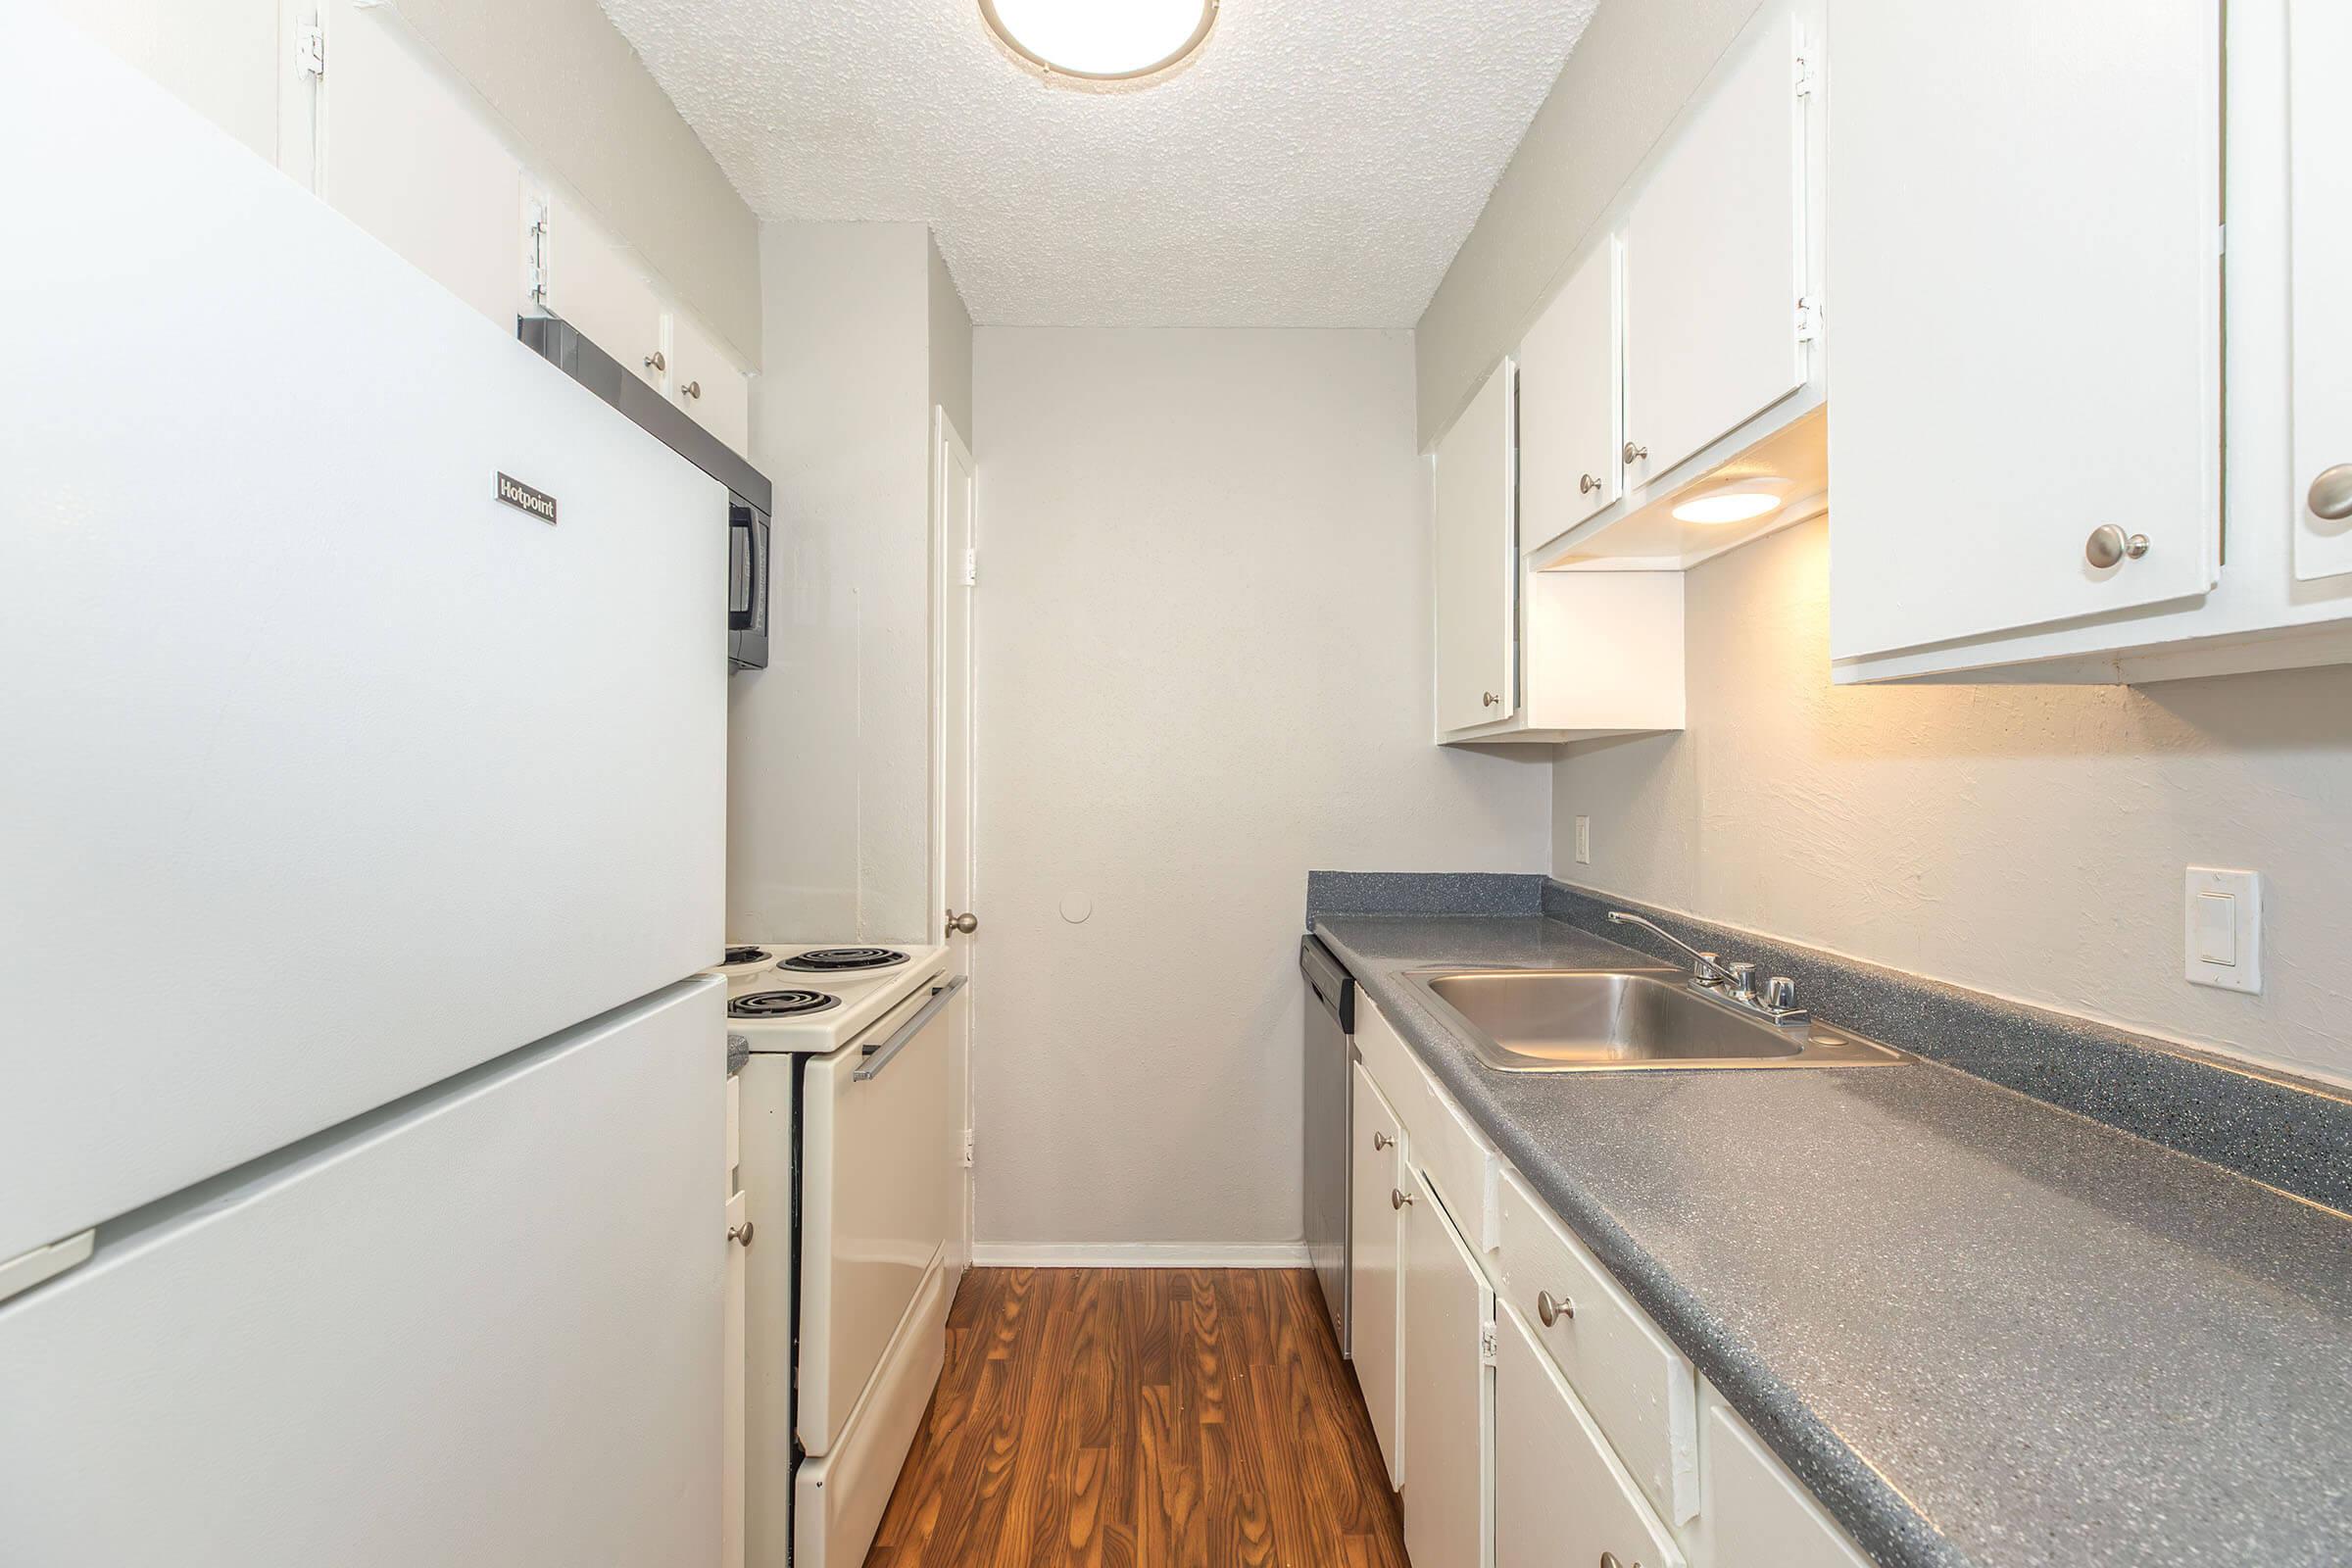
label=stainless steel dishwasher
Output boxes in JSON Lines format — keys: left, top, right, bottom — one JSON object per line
{"left": 1299, "top": 935, "right": 1355, "bottom": 1352}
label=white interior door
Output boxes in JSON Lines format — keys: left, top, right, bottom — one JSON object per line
{"left": 0, "top": 18, "right": 726, "bottom": 1266}
{"left": 1828, "top": 0, "right": 2223, "bottom": 658}
{"left": 2291, "top": 0, "right": 2352, "bottom": 580}
{"left": 1622, "top": 13, "right": 1807, "bottom": 483}
{"left": 0, "top": 983, "right": 725, "bottom": 1568}
{"left": 1518, "top": 237, "right": 1623, "bottom": 540}
{"left": 935, "top": 409, "right": 978, "bottom": 1274}
{"left": 1433, "top": 359, "right": 1518, "bottom": 733}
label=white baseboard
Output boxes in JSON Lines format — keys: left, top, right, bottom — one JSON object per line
{"left": 967, "top": 1241, "right": 1310, "bottom": 1269}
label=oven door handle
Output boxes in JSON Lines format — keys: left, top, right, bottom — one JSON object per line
{"left": 853, "top": 974, "right": 967, "bottom": 1083}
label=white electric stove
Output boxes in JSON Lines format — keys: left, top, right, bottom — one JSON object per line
{"left": 715, "top": 941, "right": 962, "bottom": 1568}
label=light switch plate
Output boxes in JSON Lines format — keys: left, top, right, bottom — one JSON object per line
{"left": 2183, "top": 867, "right": 2262, "bottom": 994}
{"left": 1574, "top": 815, "right": 1592, "bottom": 865}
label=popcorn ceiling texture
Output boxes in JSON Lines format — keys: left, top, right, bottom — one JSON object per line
{"left": 596, "top": 0, "right": 1599, "bottom": 325}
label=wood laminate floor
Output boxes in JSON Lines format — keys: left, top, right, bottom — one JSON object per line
{"left": 863, "top": 1267, "right": 1409, "bottom": 1568}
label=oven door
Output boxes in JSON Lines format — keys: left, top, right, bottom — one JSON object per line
{"left": 727, "top": 499, "right": 769, "bottom": 670}
{"left": 795, "top": 974, "right": 963, "bottom": 1457}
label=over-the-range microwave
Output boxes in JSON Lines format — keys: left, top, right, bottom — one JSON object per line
{"left": 517, "top": 315, "right": 771, "bottom": 671}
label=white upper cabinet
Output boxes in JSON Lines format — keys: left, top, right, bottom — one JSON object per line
{"left": 2291, "top": 0, "right": 2352, "bottom": 583}
{"left": 1519, "top": 240, "right": 1623, "bottom": 538}
{"left": 1623, "top": 13, "right": 1810, "bottom": 486}
{"left": 1433, "top": 359, "right": 1519, "bottom": 734}
{"left": 1828, "top": 0, "right": 2224, "bottom": 662}
{"left": 540, "top": 189, "right": 669, "bottom": 392}
{"left": 668, "top": 307, "right": 752, "bottom": 454}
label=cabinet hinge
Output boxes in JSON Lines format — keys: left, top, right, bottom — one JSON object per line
{"left": 961, "top": 1128, "right": 976, "bottom": 1167}
{"left": 1794, "top": 295, "right": 1821, "bottom": 344}
{"left": 0, "top": 1228, "right": 95, "bottom": 1306}
{"left": 524, "top": 198, "right": 552, "bottom": 309}
{"left": 1793, "top": 54, "right": 1818, "bottom": 98}
{"left": 1478, "top": 1319, "right": 1498, "bottom": 1368}
{"left": 295, "top": 20, "right": 326, "bottom": 78}
{"left": 960, "top": 548, "right": 978, "bottom": 588}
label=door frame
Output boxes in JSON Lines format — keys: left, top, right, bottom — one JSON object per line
{"left": 930, "top": 405, "right": 978, "bottom": 1269}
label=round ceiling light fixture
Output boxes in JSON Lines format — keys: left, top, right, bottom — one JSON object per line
{"left": 979, "top": 0, "right": 1218, "bottom": 87}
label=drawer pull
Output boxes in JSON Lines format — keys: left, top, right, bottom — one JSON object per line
{"left": 1391, "top": 1187, "right": 1414, "bottom": 1211}
{"left": 1537, "top": 1289, "right": 1575, "bottom": 1327}
{"left": 1372, "top": 1131, "right": 1394, "bottom": 1152}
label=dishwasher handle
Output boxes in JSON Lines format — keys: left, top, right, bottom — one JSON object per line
{"left": 854, "top": 974, "right": 968, "bottom": 1082}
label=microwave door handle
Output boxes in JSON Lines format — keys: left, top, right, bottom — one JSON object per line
{"left": 728, "top": 514, "right": 754, "bottom": 620}
{"left": 853, "top": 975, "right": 967, "bottom": 1082}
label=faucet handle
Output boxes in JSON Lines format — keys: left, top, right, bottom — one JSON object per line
{"left": 1724, "top": 960, "right": 1758, "bottom": 1002}
{"left": 1762, "top": 976, "right": 1796, "bottom": 1010}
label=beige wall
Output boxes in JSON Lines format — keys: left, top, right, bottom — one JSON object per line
{"left": 730, "top": 222, "right": 968, "bottom": 942}
{"left": 928, "top": 235, "right": 974, "bottom": 447}
{"left": 971, "top": 328, "right": 1553, "bottom": 1254}
{"left": 1414, "top": 0, "right": 1763, "bottom": 445}
{"left": 1551, "top": 518, "right": 2352, "bottom": 1088}
{"left": 58, "top": 0, "right": 759, "bottom": 367}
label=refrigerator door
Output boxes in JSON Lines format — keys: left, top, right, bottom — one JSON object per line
{"left": 0, "top": 981, "right": 726, "bottom": 1568}
{"left": 0, "top": 14, "right": 726, "bottom": 1260}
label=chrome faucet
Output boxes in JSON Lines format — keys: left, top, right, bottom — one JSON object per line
{"left": 1605, "top": 910, "right": 1807, "bottom": 1025}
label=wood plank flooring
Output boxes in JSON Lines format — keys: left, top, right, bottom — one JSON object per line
{"left": 863, "top": 1268, "right": 1409, "bottom": 1568}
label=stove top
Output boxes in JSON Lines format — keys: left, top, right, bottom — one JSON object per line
{"left": 727, "top": 988, "right": 841, "bottom": 1020}
{"left": 721, "top": 946, "right": 773, "bottom": 968}
{"left": 778, "top": 947, "right": 909, "bottom": 974}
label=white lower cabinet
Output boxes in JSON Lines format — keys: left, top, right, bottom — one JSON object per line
{"left": 1494, "top": 1304, "right": 1685, "bottom": 1568}
{"left": 1687, "top": 1386, "right": 1871, "bottom": 1568}
{"left": 722, "top": 1076, "right": 748, "bottom": 1568}
{"left": 1398, "top": 1163, "right": 1492, "bottom": 1568}
{"left": 1349, "top": 1060, "right": 1406, "bottom": 1486}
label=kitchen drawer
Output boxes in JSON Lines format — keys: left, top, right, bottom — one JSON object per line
{"left": 1494, "top": 1301, "right": 1685, "bottom": 1568}
{"left": 1496, "top": 1166, "right": 1698, "bottom": 1524}
{"left": 1352, "top": 998, "right": 1494, "bottom": 1249}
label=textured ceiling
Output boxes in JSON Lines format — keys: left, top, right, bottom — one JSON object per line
{"left": 597, "top": 0, "right": 1600, "bottom": 326}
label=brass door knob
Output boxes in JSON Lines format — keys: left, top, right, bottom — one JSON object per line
{"left": 728, "top": 1221, "right": 755, "bottom": 1248}
{"left": 946, "top": 909, "right": 978, "bottom": 936}
{"left": 1391, "top": 1187, "right": 1414, "bottom": 1211}
{"left": 1537, "top": 1290, "right": 1575, "bottom": 1327}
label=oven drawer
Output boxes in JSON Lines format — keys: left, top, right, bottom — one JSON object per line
{"left": 796, "top": 974, "right": 963, "bottom": 1456}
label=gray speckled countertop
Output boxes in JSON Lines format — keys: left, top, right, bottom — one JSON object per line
{"left": 1313, "top": 914, "right": 2352, "bottom": 1568}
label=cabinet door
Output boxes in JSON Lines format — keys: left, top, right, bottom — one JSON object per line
{"left": 1828, "top": 0, "right": 2222, "bottom": 659}
{"left": 1434, "top": 359, "right": 1517, "bottom": 733}
{"left": 1494, "top": 1307, "right": 1685, "bottom": 1568}
{"left": 2291, "top": 0, "right": 2352, "bottom": 581}
{"left": 1623, "top": 14, "right": 1806, "bottom": 484}
{"left": 543, "top": 189, "right": 667, "bottom": 390}
{"left": 1399, "top": 1164, "right": 1491, "bottom": 1568}
{"left": 1348, "top": 1061, "right": 1405, "bottom": 1487}
{"left": 669, "top": 307, "right": 751, "bottom": 455}
{"left": 316, "top": 0, "right": 525, "bottom": 329}
{"left": 1519, "top": 239, "right": 1622, "bottom": 539}
{"left": 722, "top": 1081, "right": 747, "bottom": 1568}
{"left": 1695, "top": 1389, "right": 1871, "bottom": 1568}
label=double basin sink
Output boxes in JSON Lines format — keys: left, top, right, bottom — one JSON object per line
{"left": 1406, "top": 967, "right": 1908, "bottom": 1072}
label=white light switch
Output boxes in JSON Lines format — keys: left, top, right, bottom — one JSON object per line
{"left": 2184, "top": 867, "right": 2261, "bottom": 994}
{"left": 1574, "top": 815, "right": 1592, "bottom": 865}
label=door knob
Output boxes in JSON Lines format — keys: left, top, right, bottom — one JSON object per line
{"left": 1372, "top": 1130, "right": 1394, "bottom": 1152}
{"left": 727, "top": 1220, "right": 755, "bottom": 1248}
{"left": 1391, "top": 1187, "right": 1414, "bottom": 1210}
{"left": 1579, "top": 472, "right": 1601, "bottom": 495}
{"left": 945, "top": 909, "right": 978, "bottom": 937}
{"left": 2083, "top": 524, "right": 2150, "bottom": 569}
{"left": 2310, "top": 464, "right": 2352, "bottom": 521}
{"left": 1537, "top": 1290, "right": 1575, "bottom": 1327}
{"left": 1622, "top": 441, "right": 1647, "bottom": 466}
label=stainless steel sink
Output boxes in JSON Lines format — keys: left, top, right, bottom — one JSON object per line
{"left": 1406, "top": 968, "right": 1909, "bottom": 1072}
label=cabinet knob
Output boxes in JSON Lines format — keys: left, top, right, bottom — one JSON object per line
{"left": 680, "top": 380, "right": 702, "bottom": 401}
{"left": 644, "top": 350, "right": 666, "bottom": 374}
{"left": 1391, "top": 1187, "right": 1414, "bottom": 1210}
{"left": 2310, "top": 464, "right": 2352, "bottom": 522}
{"left": 1622, "top": 441, "right": 1647, "bottom": 466}
{"left": 727, "top": 1220, "right": 755, "bottom": 1248}
{"left": 1579, "top": 472, "right": 1601, "bottom": 495}
{"left": 1599, "top": 1554, "right": 1639, "bottom": 1568}
{"left": 2083, "top": 525, "right": 2150, "bottom": 569}
{"left": 946, "top": 909, "right": 979, "bottom": 937}
{"left": 1482, "top": 691, "right": 1501, "bottom": 708}
{"left": 1372, "top": 1130, "right": 1394, "bottom": 1152}
{"left": 1537, "top": 1290, "right": 1575, "bottom": 1327}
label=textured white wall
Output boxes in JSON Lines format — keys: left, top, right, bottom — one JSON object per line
{"left": 1552, "top": 517, "right": 2352, "bottom": 1088}
{"left": 730, "top": 222, "right": 937, "bottom": 942}
{"left": 971, "top": 328, "right": 1552, "bottom": 1252}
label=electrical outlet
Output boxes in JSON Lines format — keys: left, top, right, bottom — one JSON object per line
{"left": 1574, "top": 815, "right": 1592, "bottom": 865}
{"left": 2184, "top": 867, "right": 2262, "bottom": 994}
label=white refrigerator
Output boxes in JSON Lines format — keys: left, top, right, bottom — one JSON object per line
{"left": 0, "top": 14, "right": 730, "bottom": 1565}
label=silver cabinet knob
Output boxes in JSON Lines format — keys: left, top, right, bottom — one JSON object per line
{"left": 1599, "top": 1554, "right": 1638, "bottom": 1568}
{"left": 2084, "top": 524, "right": 2150, "bottom": 568}
{"left": 1372, "top": 1131, "right": 1394, "bottom": 1152}
{"left": 680, "top": 379, "right": 702, "bottom": 400}
{"left": 644, "top": 350, "right": 666, "bottom": 374}
{"left": 1391, "top": 1187, "right": 1414, "bottom": 1210}
{"left": 727, "top": 1220, "right": 755, "bottom": 1248}
{"left": 1537, "top": 1290, "right": 1575, "bottom": 1327}
{"left": 1579, "top": 472, "right": 1601, "bottom": 495}
{"left": 945, "top": 909, "right": 978, "bottom": 937}
{"left": 1482, "top": 691, "right": 1501, "bottom": 708}
{"left": 1622, "top": 441, "right": 1647, "bottom": 466}
{"left": 2310, "top": 464, "right": 2352, "bottom": 521}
